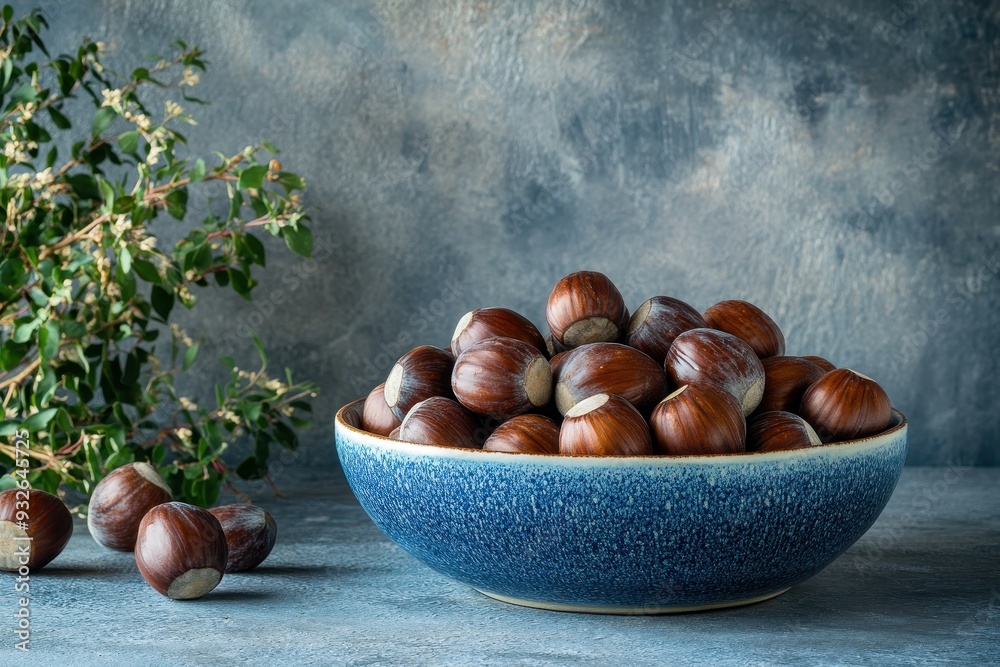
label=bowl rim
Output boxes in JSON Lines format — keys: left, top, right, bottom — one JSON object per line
{"left": 336, "top": 399, "right": 908, "bottom": 468}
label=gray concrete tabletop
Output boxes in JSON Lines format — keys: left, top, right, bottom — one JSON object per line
{"left": 2, "top": 467, "right": 997, "bottom": 666}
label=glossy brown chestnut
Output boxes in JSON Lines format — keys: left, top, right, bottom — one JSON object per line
{"left": 362, "top": 382, "right": 402, "bottom": 436}
{"left": 451, "top": 337, "right": 552, "bottom": 419}
{"left": 483, "top": 414, "right": 560, "bottom": 454}
{"left": 383, "top": 345, "right": 454, "bottom": 420}
{"left": 451, "top": 307, "right": 547, "bottom": 357}
{"left": 799, "top": 368, "right": 893, "bottom": 442}
{"left": 135, "top": 502, "right": 228, "bottom": 600}
{"left": 625, "top": 296, "right": 707, "bottom": 364}
{"left": 650, "top": 384, "right": 746, "bottom": 456}
{"left": 754, "top": 356, "right": 827, "bottom": 416}
{"left": 801, "top": 355, "right": 837, "bottom": 373}
{"left": 746, "top": 411, "right": 822, "bottom": 452}
{"left": 559, "top": 393, "right": 653, "bottom": 456}
{"left": 208, "top": 504, "right": 277, "bottom": 572}
{"left": 88, "top": 462, "right": 173, "bottom": 551}
{"left": 0, "top": 488, "right": 73, "bottom": 571}
{"left": 397, "top": 396, "right": 483, "bottom": 449}
{"left": 553, "top": 342, "right": 668, "bottom": 416}
{"left": 703, "top": 299, "right": 785, "bottom": 359}
{"left": 665, "top": 328, "right": 765, "bottom": 417}
{"left": 546, "top": 271, "right": 629, "bottom": 348}
{"left": 548, "top": 350, "right": 569, "bottom": 377}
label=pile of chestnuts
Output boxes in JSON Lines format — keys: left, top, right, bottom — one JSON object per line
{"left": 0, "top": 462, "right": 277, "bottom": 601}
{"left": 360, "top": 270, "right": 895, "bottom": 456}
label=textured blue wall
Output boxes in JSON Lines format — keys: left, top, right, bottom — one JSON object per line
{"left": 33, "top": 0, "right": 1000, "bottom": 466}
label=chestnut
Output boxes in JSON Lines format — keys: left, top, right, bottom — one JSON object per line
{"left": 559, "top": 393, "right": 653, "bottom": 456}
{"left": 665, "top": 328, "right": 765, "bottom": 417}
{"left": 546, "top": 271, "right": 629, "bottom": 348}
{"left": 747, "top": 411, "right": 821, "bottom": 452}
{"left": 397, "top": 396, "right": 483, "bottom": 449}
{"left": 553, "top": 342, "right": 668, "bottom": 416}
{"left": 362, "top": 382, "right": 402, "bottom": 436}
{"left": 88, "top": 462, "right": 173, "bottom": 551}
{"left": 0, "top": 489, "right": 73, "bottom": 571}
{"left": 208, "top": 504, "right": 277, "bottom": 572}
{"left": 483, "top": 414, "right": 560, "bottom": 454}
{"left": 134, "top": 502, "right": 228, "bottom": 600}
{"left": 799, "top": 368, "right": 893, "bottom": 442}
{"left": 649, "top": 384, "right": 745, "bottom": 456}
{"left": 451, "top": 307, "right": 547, "bottom": 357}
{"left": 384, "top": 345, "right": 454, "bottom": 420}
{"left": 545, "top": 334, "right": 567, "bottom": 358}
{"left": 801, "top": 355, "right": 837, "bottom": 373}
{"left": 625, "top": 296, "right": 707, "bottom": 364}
{"left": 753, "top": 356, "right": 826, "bottom": 416}
{"left": 451, "top": 337, "right": 552, "bottom": 419}
{"left": 703, "top": 299, "right": 785, "bottom": 359}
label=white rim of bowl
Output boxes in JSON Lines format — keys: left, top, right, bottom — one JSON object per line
{"left": 336, "top": 399, "right": 908, "bottom": 467}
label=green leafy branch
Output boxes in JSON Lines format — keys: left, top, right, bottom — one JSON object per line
{"left": 0, "top": 6, "right": 317, "bottom": 508}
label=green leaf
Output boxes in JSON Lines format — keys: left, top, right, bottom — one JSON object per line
{"left": 182, "top": 342, "right": 200, "bottom": 370}
{"left": 228, "top": 268, "right": 253, "bottom": 299}
{"left": 0, "top": 422, "right": 21, "bottom": 437}
{"left": 276, "top": 172, "right": 306, "bottom": 191}
{"left": 228, "top": 190, "right": 243, "bottom": 221}
{"left": 91, "top": 106, "right": 116, "bottom": 137}
{"left": 151, "top": 445, "right": 167, "bottom": 465}
{"left": 47, "top": 106, "right": 71, "bottom": 129}
{"left": 10, "top": 84, "right": 38, "bottom": 105}
{"left": 190, "top": 157, "right": 206, "bottom": 183}
{"left": 39, "top": 320, "right": 59, "bottom": 361}
{"left": 150, "top": 284, "right": 174, "bottom": 320}
{"left": 65, "top": 173, "right": 101, "bottom": 200}
{"left": 99, "top": 178, "right": 114, "bottom": 212}
{"left": 251, "top": 333, "right": 267, "bottom": 365}
{"left": 283, "top": 224, "right": 312, "bottom": 258}
{"left": 165, "top": 188, "right": 188, "bottom": 220}
{"left": 237, "top": 165, "right": 267, "bottom": 190}
{"left": 118, "top": 246, "right": 132, "bottom": 274}
{"left": 12, "top": 318, "right": 39, "bottom": 344}
{"left": 118, "top": 130, "right": 140, "bottom": 154}
{"left": 22, "top": 408, "right": 58, "bottom": 432}
{"left": 131, "top": 258, "right": 159, "bottom": 282}
{"left": 236, "top": 456, "right": 267, "bottom": 480}
{"left": 242, "top": 233, "right": 266, "bottom": 266}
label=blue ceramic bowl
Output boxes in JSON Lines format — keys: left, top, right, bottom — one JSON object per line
{"left": 336, "top": 400, "right": 907, "bottom": 614}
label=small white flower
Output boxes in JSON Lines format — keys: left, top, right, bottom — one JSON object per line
{"left": 20, "top": 102, "right": 36, "bottom": 121}
{"left": 101, "top": 88, "right": 123, "bottom": 110}
{"left": 146, "top": 142, "right": 163, "bottom": 167}
{"left": 111, "top": 215, "right": 131, "bottom": 236}
{"left": 165, "top": 100, "right": 184, "bottom": 117}
{"left": 31, "top": 167, "right": 54, "bottom": 190}
{"left": 181, "top": 67, "right": 200, "bottom": 87}
{"left": 95, "top": 41, "right": 107, "bottom": 56}
{"left": 7, "top": 173, "right": 30, "bottom": 188}
{"left": 132, "top": 113, "right": 151, "bottom": 131}
{"left": 175, "top": 427, "right": 193, "bottom": 442}
{"left": 179, "top": 397, "right": 198, "bottom": 411}
{"left": 137, "top": 235, "right": 157, "bottom": 252}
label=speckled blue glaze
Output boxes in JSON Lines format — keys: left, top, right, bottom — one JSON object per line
{"left": 336, "top": 400, "right": 908, "bottom": 613}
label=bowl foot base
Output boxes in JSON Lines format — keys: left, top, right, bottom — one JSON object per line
{"left": 475, "top": 587, "right": 791, "bottom": 615}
